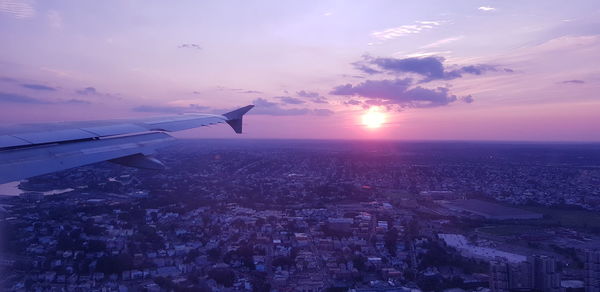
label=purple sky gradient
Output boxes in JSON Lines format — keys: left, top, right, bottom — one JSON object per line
{"left": 1, "top": 0, "right": 599, "bottom": 141}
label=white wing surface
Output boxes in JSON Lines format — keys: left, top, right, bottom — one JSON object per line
{"left": 0, "top": 105, "right": 254, "bottom": 183}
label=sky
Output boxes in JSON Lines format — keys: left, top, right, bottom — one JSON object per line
{"left": 0, "top": 0, "right": 599, "bottom": 141}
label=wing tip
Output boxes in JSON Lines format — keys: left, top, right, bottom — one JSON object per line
{"left": 223, "top": 105, "right": 254, "bottom": 120}
{"left": 223, "top": 105, "right": 254, "bottom": 134}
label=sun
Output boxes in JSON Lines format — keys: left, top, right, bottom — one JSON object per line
{"left": 361, "top": 108, "right": 386, "bottom": 129}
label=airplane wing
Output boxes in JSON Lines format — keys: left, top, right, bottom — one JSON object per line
{"left": 0, "top": 105, "right": 254, "bottom": 184}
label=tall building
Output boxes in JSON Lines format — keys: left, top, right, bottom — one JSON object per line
{"left": 531, "top": 255, "right": 561, "bottom": 292}
{"left": 490, "top": 260, "right": 509, "bottom": 292}
{"left": 509, "top": 260, "right": 534, "bottom": 290}
{"left": 490, "top": 255, "right": 560, "bottom": 292}
{"left": 586, "top": 250, "right": 600, "bottom": 292}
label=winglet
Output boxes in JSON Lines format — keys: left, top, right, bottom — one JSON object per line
{"left": 222, "top": 105, "right": 254, "bottom": 134}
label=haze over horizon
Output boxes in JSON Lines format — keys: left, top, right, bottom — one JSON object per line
{"left": 1, "top": 0, "right": 599, "bottom": 141}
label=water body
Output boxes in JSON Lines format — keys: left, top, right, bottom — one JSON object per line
{"left": 0, "top": 181, "right": 22, "bottom": 196}
{"left": 0, "top": 181, "right": 74, "bottom": 196}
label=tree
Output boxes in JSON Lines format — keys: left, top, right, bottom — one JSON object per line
{"left": 207, "top": 268, "right": 235, "bottom": 287}
{"left": 272, "top": 256, "right": 294, "bottom": 268}
{"left": 207, "top": 247, "right": 221, "bottom": 262}
{"left": 384, "top": 227, "right": 399, "bottom": 256}
{"left": 352, "top": 255, "right": 366, "bottom": 271}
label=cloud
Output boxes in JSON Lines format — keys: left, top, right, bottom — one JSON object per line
{"left": 462, "top": 95, "right": 474, "bottom": 103}
{"left": 370, "top": 56, "right": 447, "bottom": 79}
{"left": 252, "top": 97, "right": 278, "bottom": 108}
{"left": 460, "top": 64, "right": 497, "bottom": 75}
{"left": 47, "top": 10, "right": 62, "bottom": 28}
{"left": 372, "top": 21, "right": 442, "bottom": 40}
{"left": 354, "top": 55, "right": 502, "bottom": 81}
{"left": 76, "top": 87, "right": 98, "bottom": 95}
{"left": 352, "top": 62, "right": 382, "bottom": 74}
{"left": 297, "top": 90, "right": 329, "bottom": 104}
{"left": 344, "top": 99, "right": 362, "bottom": 106}
{"left": 214, "top": 86, "right": 262, "bottom": 94}
{"left": 421, "top": 36, "right": 464, "bottom": 49}
{"left": 0, "top": 92, "right": 48, "bottom": 104}
{"left": 132, "top": 104, "right": 209, "bottom": 114}
{"left": 296, "top": 90, "right": 319, "bottom": 98}
{"left": 240, "top": 90, "right": 262, "bottom": 94}
{"left": 277, "top": 96, "right": 306, "bottom": 105}
{"left": 478, "top": 6, "right": 496, "bottom": 11}
{"left": 0, "top": 0, "right": 35, "bottom": 19}
{"left": 251, "top": 98, "right": 333, "bottom": 116}
{"left": 0, "top": 77, "right": 17, "bottom": 82}
{"left": 21, "top": 83, "right": 56, "bottom": 91}
{"left": 75, "top": 86, "right": 116, "bottom": 98}
{"left": 311, "top": 96, "right": 328, "bottom": 104}
{"left": 560, "top": 80, "right": 585, "bottom": 84}
{"left": 0, "top": 92, "right": 92, "bottom": 105}
{"left": 178, "top": 43, "right": 202, "bottom": 50}
{"left": 330, "top": 78, "right": 465, "bottom": 108}
{"left": 313, "top": 109, "right": 334, "bottom": 116}
{"left": 64, "top": 99, "right": 91, "bottom": 105}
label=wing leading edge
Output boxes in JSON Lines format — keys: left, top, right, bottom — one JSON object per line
{"left": 0, "top": 105, "right": 254, "bottom": 184}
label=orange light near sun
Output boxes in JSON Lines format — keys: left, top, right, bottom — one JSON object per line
{"left": 361, "top": 108, "right": 386, "bottom": 129}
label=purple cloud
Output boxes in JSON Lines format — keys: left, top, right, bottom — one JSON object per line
{"left": 76, "top": 87, "right": 98, "bottom": 95}
{"left": 0, "top": 77, "right": 17, "bottom": 83}
{"left": 371, "top": 56, "right": 446, "bottom": 79}
{"left": 344, "top": 99, "right": 362, "bottom": 106}
{"left": 330, "top": 78, "right": 463, "bottom": 108}
{"left": 354, "top": 56, "right": 502, "bottom": 82}
{"left": 21, "top": 83, "right": 56, "bottom": 91}
{"left": 178, "top": 43, "right": 202, "bottom": 50}
{"left": 0, "top": 92, "right": 91, "bottom": 105}
{"left": 352, "top": 62, "right": 382, "bottom": 75}
{"left": 460, "top": 64, "right": 496, "bottom": 75}
{"left": 277, "top": 96, "right": 306, "bottom": 105}
{"left": 296, "top": 90, "right": 329, "bottom": 104}
{"left": 560, "top": 80, "right": 585, "bottom": 84}
{"left": 251, "top": 98, "right": 333, "bottom": 116}
{"left": 313, "top": 109, "right": 334, "bottom": 116}
{"left": 240, "top": 90, "right": 262, "bottom": 94}
{"left": 64, "top": 99, "right": 91, "bottom": 105}
{"left": 132, "top": 104, "right": 209, "bottom": 114}
{"left": 296, "top": 90, "right": 319, "bottom": 98}
{"left": 462, "top": 95, "right": 474, "bottom": 103}
{"left": 0, "top": 92, "right": 50, "bottom": 104}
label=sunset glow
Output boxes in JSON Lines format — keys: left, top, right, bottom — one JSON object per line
{"left": 0, "top": 1, "right": 599, "bottom": 141}
{"left": 361, "top": 108, "right": 386, "bottom": 129}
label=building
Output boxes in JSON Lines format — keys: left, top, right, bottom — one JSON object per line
{"left": 532, "top": 255, "right": 561, "bottom": 292}
{"left": 490, "top": 260, "right": 510, "bottom": 292}
{"left": 508, "top": 260, "right": 534, "bottom": 290}
{"left": 328, "top": 217, "right": 354, "bottom": 232}
{"left": 490, "top": 255, "right": 560, "bottom": 292}
{"left": 585, "top": 250, "right": 600, "bottom": 292}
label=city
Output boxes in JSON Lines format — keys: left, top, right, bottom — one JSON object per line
{"left": 1, "top": 2, "right": 600, "bottom": 291}
{"left": 1, "top": 140, "right": 599, "bottom": 291}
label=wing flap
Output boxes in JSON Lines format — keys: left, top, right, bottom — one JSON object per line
{"left": 0, "top": 135, "right": 30, "bottom": 148}
{"left": 82, "top": 124, "right": 148, "bottom": 136}
{"left": 145, "top": 115, "right": 226, "bottom": 131}
{"left": 13, "top": 129, "right": 97, "bottom": 144}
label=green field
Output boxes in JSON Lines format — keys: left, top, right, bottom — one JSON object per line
{"left": 520, "top": 206, "right": 600, "bottom": 230}
{"left": 478, "top": 224, "right": 540, "bottom": 236}
{"left": 475, "top": 204, "right": 600, "bottom": 235}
